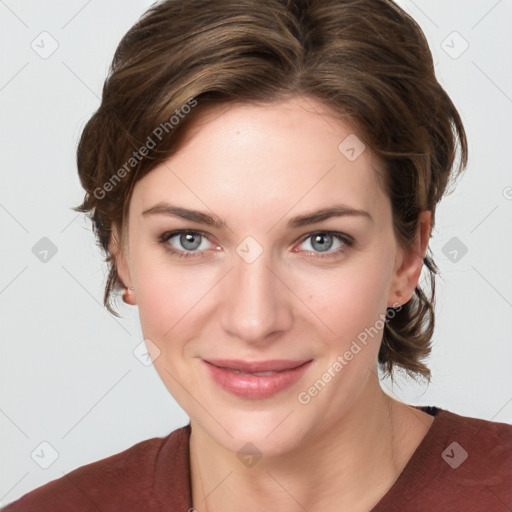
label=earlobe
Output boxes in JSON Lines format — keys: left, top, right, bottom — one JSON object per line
{"left": 122, "top": 286, "right": 136, "bottom": 305}
{"left": 109, "top": 225, "right": 136, "bottom": 305}
{"left": 387, "top": 211, "right": 432, "bottom": 308}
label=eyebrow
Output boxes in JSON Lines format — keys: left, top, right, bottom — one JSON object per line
{"left": 141, "top": 202, "right": 373, "bottom": 229}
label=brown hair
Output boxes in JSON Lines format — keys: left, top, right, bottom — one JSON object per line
{"left": 73, "top": 0, "right": 467, "bottom": 382}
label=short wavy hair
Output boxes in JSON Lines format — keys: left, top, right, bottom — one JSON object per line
{"left": 73, "top": 0, "right": 468, "bottom": 382}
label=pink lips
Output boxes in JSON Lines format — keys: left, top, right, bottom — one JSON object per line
{"left": 203, "top": 358, "right": 313, "bottom": 399}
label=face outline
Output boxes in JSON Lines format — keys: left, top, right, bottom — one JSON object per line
{"left": 112, "top": 95, "right": 431, "bottom": 458}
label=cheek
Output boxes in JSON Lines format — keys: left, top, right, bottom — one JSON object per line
{"left": 133, "top": 248, "right": 225, "bottom": 359}
{"left": 136, "top": 269, "right": 205, "bottom": 341}
{"left": 303, "top": 260, "right": 393, "bottom": 339}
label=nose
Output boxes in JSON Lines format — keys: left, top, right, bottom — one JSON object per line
{"left": 220, "top": 249, "right": 294, "bottom": 345}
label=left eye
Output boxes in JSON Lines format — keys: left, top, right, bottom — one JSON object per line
{"left": 296, "top": 232, "right": 353, "bottom": 257}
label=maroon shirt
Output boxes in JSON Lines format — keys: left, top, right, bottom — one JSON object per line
{"left": 2, "top": 406, "right": 511, "bottom": 511}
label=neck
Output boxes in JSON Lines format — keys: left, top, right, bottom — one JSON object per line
{"left": 189, "top": 373, "right": 433, "bottom": 512}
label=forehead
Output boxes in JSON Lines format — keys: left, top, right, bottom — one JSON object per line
{"left": 131, "top": 96, "right": 387, "bottom": 224}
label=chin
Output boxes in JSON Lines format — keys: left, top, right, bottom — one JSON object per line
{"left": 198, "top": 407, "right": 312, "bottom": 459}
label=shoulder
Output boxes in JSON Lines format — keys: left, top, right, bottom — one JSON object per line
{"left": 435, "top": 409, "right": 512, "bottom": 509}
{"left": 373, "top": 406, "right": 512, "bottom": 511}
{"left": 413, "top": 405, "right": 512, "bottom": 455}
{"left": 383, "top": 406, "right": 512, "bottom": 511}
{"left": 433, "top": 407, "right": 512, "bottom": 464}
{"left": 1, "top": 424, "right": 191, "bottom": 512}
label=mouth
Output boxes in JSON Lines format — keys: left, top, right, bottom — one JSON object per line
{"left": 202, "top": 358, "right": 313, "bottom": 399}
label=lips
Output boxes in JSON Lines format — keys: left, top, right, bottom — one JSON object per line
{"left": 202, "top": 358, "right": 313, "bottom": 399}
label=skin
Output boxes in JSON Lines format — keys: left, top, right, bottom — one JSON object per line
{"left": 112, "top": 95, "right": 435, "bottom": 511}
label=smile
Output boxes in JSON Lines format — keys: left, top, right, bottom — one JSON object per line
{"left": 202, "top": 359, "right": 313, "bottom": 399}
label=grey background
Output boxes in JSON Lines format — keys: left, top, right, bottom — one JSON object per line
{"left": 1, "top": 0, "right": 511, "bottom": 505}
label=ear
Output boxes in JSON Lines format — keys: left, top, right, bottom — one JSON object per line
{"left": 387, "top": 210, "right": 432, "bottom": 308}
{"left": 109, "top": 224, "right": 137, "bottom": 306}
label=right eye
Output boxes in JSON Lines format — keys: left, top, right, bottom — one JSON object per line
{"left": 158, "top": 230, "right": 218, "bottom": 258}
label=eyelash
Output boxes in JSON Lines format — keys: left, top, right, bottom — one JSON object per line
{"left": 157, "top": 230, "right": 354, "bottom": 260}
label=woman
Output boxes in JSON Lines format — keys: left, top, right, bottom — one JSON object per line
{"left": 3, "top": 0, "right": 510, "bottom": 510}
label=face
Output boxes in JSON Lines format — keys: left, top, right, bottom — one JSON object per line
{"left": 114, "top": 96, "right": 425, "bottom": 457}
